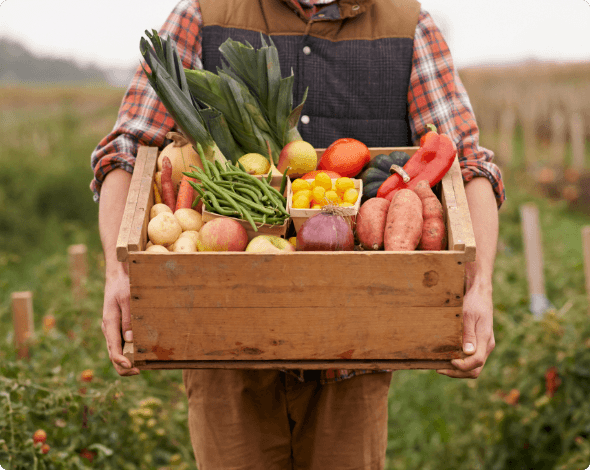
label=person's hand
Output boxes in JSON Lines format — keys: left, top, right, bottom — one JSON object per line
{"left": 101, "top": 266, "right": 140, "bottom": 376}
{"left": 437, "top": 283, "right": 495, "bottom": 379}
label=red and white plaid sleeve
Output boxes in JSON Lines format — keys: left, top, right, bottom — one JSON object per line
{"left": 408, "top": 10, "right": 506, "bottom": 209}
{"left": 90, "top": 0, "right": 203, "bottom": 201}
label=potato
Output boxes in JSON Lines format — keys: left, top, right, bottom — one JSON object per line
{"left": 150, "top": 203, "right": 173, "bottom": 220}
{"left": 148, "top": 212, "right": 182, "bottom": 246}
{"left": 356, "top": 198, "right": 390, "bottom": 250}
{"left": 145, "top": 244, "right": 169, "bottom": 253}
{"left": 178, "top": 230, "right": 200, "bottom": 246}
{"left": 172, "top": 237, "right": 197, "bottom": 253}
{"left": 174, "top": 208, "right": 203, "bottom": 232}
{"left": 384, "top": 189, "right": 423, "bottom": 251}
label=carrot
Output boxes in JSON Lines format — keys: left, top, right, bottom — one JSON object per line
{"left": 161, "top": 156, "right": 177, "bottom": 211}
{"left": 413, "top": 180, "right": 446, "bottom": 250}
{"left": 175, "top": 174, "right": 197, "bottom": 212}
{"left": 153, "top": 182, "right": 162, "bottom": 205}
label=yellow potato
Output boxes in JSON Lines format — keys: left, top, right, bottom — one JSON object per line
{"left": 174, "top": 208, "right": 203, "bottom": 232}
{"left": 172, "top": 237, "right": 197, "bottom": 253}
{"left": 148, "top": 212, "right": 182, "bottom": 246}
{"left": 145, "top": 244, "right": 169, "bottom": 253}
{"left": 145, "top": 241, "right": 154, "bottom": 249}
{"left": 178, "top": 230, "right": 200, "bottom": 246}
{"left": 150, "top": 203, "right": 173, "bottom": 220}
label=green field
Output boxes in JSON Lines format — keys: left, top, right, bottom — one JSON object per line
{"left": 1, "top": 85, "right": 590, "bottom": 470}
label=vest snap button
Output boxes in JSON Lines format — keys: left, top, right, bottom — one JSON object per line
{"left": 301, "top": 115, "right": 310, "bottom": 125}
{"left": 303, "top": 46, "right": 311, "bottom": 56}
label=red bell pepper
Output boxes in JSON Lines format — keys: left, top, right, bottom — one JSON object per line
{"left": 376, "top": 125, "right": 457, "bottom": 201}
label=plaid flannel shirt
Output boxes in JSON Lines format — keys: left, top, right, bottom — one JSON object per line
{"left": 90, "top": 0, "right": 506, "bottom": 384}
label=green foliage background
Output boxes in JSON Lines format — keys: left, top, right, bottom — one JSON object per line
{"left": 0, "top": 85, "right": 589, "bottom": 469}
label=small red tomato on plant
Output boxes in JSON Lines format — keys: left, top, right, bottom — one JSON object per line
{"left": 81, "top": 369, "right": 94, "bottom": 383}
{"left": 42, "top": 314, "right": 56, "bottom": 332}
{"left": 80, "top": 448, "right": 97, "bottom": 463}
{"left": 33, "top": 429, "right": 47, "bottom": 444}
{"left": 317, "top": 138, "right": 371, "bottom": 178}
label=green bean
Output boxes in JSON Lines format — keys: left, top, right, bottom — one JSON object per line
{"left": 192, "top": 195, "right": 202, "bottom": 209}
{"left": 279, "top": 167, "right": 290, "bottom": 195}
{"left": 203, "top": 177, "right": 277, "bottom": 216}
{"left": 201, "top": 197, "right": 215, "bottom": 213}
{"left": 241, "top": 208, "right": 258, "bottom": 232}
{"left": 236, "top": 186, "right": 262, "bottom": 203}
{"left": 196, "top": 143, "right": 212, "bottom": 179}
{"left": 189, "top": 181, "right": 206, "bottom": 197}
{"left": 223, "top": 172, "right": 285, "bottom": 207}
{"left": 214, "top": 160, "right": 227, "bottom": 176}
{"left": 215, "top": 181, "right": 263, "bottom": 198}
{"left": 262, "top": 180, "right": 288, "bottom": 204}
{"left": 251, "top": 215, "right": 288, "bottom": 224}
{"left": 237, "top": 160, "right": 248, "bottom": 173}
{"left": 200, "top": 179, "right": 245, "bottom": 216}
{"left": 208, "top": 160, "right": 222, "bottom": 180}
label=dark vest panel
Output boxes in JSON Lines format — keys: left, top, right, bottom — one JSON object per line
{"left": 200, "top": 0, "right": 419, "bottom": 148}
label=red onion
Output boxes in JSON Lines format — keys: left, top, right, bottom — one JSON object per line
{"left": 296, "top": 207, "right": 355, "bottom": 251}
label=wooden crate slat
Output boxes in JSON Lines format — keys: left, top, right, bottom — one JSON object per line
{"left": 129, "top": 251, "right": 465, "bottom": 308}
{"left": 134, "top": 358, "right": 455, "bottom": 371}
{"left": 442, "top": 156, "right": 464, "bottom": 253}
{"left": 131, "top": 305, "right": 463, "bottom": 362}
{"left": 115, "top": 147, "right": 149, "bottom": 262}
{"left": 128, "top": 147, "right": 158, "bottom": 252}
{"left": 449, "top": 157, "right": 476, "bottom": 262}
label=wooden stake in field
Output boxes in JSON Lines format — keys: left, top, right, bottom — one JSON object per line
{"left": 570, "top": 113, "right": 585, "bottom": 170}
{"left": 68, "top": 244, "right": 88, "bottom": 302}
{"left": 520, "top": 204, "right": 553, "bottom": 318}
{"left": 11, "top": 291, "right": 34, "bottom": 359}
{"left": 550, "top": 110, "right": 567, "bottom": 167}
{"left": 582, "top": 226, "right": 590, "bottom": 316}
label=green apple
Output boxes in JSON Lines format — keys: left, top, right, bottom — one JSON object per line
{"left": 245, "top": 235, "right": 296, "bottom": 253}
{"left": 238, "top": 153, "right": 271, "bottom": 175}
{"left": 276, "top": 140, "right": 317, "bottom": 178}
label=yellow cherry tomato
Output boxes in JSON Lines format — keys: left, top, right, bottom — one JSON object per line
{"left": 314, "top": 172, "right": 333, "bottom": 191}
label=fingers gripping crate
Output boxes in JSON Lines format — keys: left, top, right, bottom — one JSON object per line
{"left": 117, "top": 146, "right": 476, "bottom": 371}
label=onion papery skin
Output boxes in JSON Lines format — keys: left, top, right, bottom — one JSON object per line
{"left": 296, "top": 212, "right": 355, "bottom": 251}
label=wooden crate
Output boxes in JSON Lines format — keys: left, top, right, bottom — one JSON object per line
{"left": 118, "top": 146, "right": 476, "bottom": 371}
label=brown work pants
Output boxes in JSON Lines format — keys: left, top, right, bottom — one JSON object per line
{"left": 182, "top": 369, "right": 393, "bottom": 470}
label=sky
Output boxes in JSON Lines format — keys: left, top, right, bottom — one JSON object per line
{"left": 0, "top": 0, "right": 589, "bottom": 71}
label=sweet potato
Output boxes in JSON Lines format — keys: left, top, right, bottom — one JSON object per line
{"left": 384, "top": 189, "right": 423, "bottom": 251}
{"left": 413, "top": 180, "right": 447, "bottom": 250}
{"left": 356, "top": 198, "right": 390, "bottom": 250}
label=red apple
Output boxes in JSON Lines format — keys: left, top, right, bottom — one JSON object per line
{"left": 197, "top": 218, "right": 249, "bottom": 252}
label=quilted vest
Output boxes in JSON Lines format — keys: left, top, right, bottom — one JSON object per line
{"left": 199, "top": 0, "right": 420, "bottom": 148}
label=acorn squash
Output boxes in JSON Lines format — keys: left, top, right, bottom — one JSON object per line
{"left": 360, "top": 151, "right": 412, "bottom": 200}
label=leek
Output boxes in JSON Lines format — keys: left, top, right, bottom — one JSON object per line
{"left": 140, "top": 31, "right": 231, "bottom": 164}
{"left": 218, "top": 35, "right": 308, "bottom": 147}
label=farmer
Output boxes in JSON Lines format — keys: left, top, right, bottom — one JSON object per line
{"left": 92, "top": 0, "right": 505, "bottom": 468}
